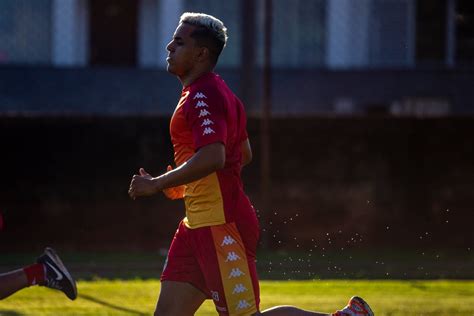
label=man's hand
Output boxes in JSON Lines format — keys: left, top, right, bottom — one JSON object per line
{"left": 162, "top": 165, "right": 185, "bottom": 200}
{"left": 128, "top": 168, "right": 159, "bottom": 200}
{"left": 129, "top": 143, "right": 225, "bottom": 200}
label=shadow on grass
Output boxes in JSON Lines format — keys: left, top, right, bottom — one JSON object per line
{"left": 2, "top": 250, "right": 473, "bottom": 280}
{"left": 409, "top": 281, "right": 428, "bottom": 291}
{"left": 0, "top": 310, "right": 23, "bottom": 316}
{"left": 78, "top": 293, "right": 148, "bottom": 315}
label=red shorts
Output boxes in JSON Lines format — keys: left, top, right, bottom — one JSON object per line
{"left": 161, "top": 216, "right": 260, "bottom": 315}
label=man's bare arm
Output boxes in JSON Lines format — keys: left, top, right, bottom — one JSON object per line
{"left": 128, "top": 142, "right": 225, "bottom": 199}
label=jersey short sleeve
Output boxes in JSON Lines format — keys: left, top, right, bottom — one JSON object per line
{"left": 184, "top": 87, "right": 227, "bottom": 150}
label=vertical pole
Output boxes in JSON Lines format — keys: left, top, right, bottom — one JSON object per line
{"left": 52, "top": 0, "right": 88, "bottom": 67}
{"left": 158, "top": 0, "right": 183, "bottom": 68}
{"left": 407, "top": 0, "right": 417, "bottom": 67}
{"left": 241, "top": 0, "right": 256, "bottom": 107}
{"left": 446, "top": 0, "right": 456, "bottom": 67}
{"left": 260, "top": 0, "right": 272, "bottom": 249}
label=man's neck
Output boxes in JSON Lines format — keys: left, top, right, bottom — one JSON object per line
{"left": 179, "top": 67, "right": 214, "bottom": 87}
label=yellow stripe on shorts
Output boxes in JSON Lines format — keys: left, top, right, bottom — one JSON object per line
{"left": 211, "top": 223, "right": 257, "bottom": 315}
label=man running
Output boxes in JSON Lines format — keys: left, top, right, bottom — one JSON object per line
{"left": 129, "top": 12, "right": 374, "bottom": 316}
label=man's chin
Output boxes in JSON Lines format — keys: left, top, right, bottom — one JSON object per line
{"left": 166, "top": 64, "right": 176, "bottom": 75}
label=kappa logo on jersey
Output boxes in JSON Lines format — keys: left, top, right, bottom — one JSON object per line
{"left": 211, "top": 290, "right": 220, "bottom": 302}
{"left": 225, "top": 251, "right": 241, "bottom": 262}
{"left": 201, "top": 118, "right": 214, "bottom": 126}
{"left": 203, "top": 127, "right": 215, "bottom": 135}
{"left": 193, "top": 92, "right": 207, "bottom": 99}
{"left": 232, "top": 283, "right": 248, "bottom": 294}
{"left": 236, "top": 300, "right": 251, "bottom": 310}
{"left": 221, "top": 235, "right": 236, "bottom": 246}
{"left": 198, "top": 109, "right": 211, "bottom": 117}
{"left": 195, "top": 100, "right": 209, "bottom": 108}
{"left": 229, "top": 268, "right": 245, "bottom": 278}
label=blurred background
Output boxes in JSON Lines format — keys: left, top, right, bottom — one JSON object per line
{"left": 0, "top": 0, "right": 473, "bottom": 279}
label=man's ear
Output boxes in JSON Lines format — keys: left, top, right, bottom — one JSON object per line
{"left": 195, "top": 46, "right": 210, "bottom": 62}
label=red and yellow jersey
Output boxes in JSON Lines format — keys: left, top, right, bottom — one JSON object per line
{"left": 170, "top": 72, "right": 250, "bottom": 229}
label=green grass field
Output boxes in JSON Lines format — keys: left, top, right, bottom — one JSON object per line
{"left": 1, "top": 280, "right": 473, "bottom": 316}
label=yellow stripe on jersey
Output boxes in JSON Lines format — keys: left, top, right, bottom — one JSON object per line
{"left": 211, "top": 223, "right": 257, "bottom": 316}
{"left": 183, "top": 172, "right": 226, "bottom": 229}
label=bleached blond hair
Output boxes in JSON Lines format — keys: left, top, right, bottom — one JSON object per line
{"left": 179, "top": 12, "right": 228, "bottom": 64}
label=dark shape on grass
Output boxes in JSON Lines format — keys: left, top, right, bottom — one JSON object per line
{"left": 78, "top": 293, "right": 147, "bottom": 315}
{"left": 0, "top": 310, "right": 23, "bottom": 316}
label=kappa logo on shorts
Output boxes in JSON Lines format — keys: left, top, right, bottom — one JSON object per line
{"left": 193, "top": 92, "right": 207, "bottom": 99}
{"left": 225, "top": 251, "right": 241, "bottom": 262}
{"left": 232, "top": 283, "right": 248, "bottom": 294}
{"left": 228, "top": 268, "right": 245, "bottom": 278}
{"left": 211, "top": 290, "right": 220, "bottom": 302}
{"left": 195, "top": 100, "right": 209, "bottom": 108}
{"left": 221, "top": 235, "right": 236, "bottom": 246}
{"left": 216, "top": 305, "right": 227, "bottom": 312}
{"left": 198, "top": 109, "right": 211, "bottom": 117}
{"left": 236, "top": 300, "right": 251, "bottom": 310}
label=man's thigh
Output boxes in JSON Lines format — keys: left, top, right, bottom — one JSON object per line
{"left": 161, "top": 221, "right": 210, "bottom": 295}
{"left": 155, "top": 281, "right": 206, "bottom": 316}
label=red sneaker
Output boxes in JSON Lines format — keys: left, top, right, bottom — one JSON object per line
{"left": 333, "top": 296, "right": 374, "bottom": 316}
